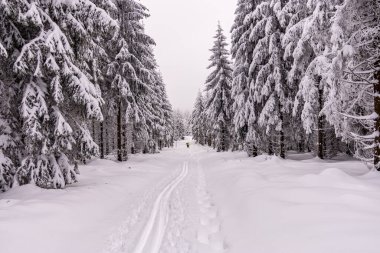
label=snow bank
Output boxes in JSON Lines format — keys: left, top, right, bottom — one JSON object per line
{"left": 202, "top": 150, "right": 380, "bottom": 253}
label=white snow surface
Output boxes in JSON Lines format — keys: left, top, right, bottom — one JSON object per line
{"left": 1, "top": 138, "right": 380, "bottom": 253}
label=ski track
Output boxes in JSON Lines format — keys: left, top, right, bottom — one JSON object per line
{"left": 103, "top": 149, "right": 226, "bottom": 253}
{"left": 132, "top": 161, "right": 189, "bottom": 253}
{"left": 103, "top": 162, "right": 187, "bottom": 253}
{"left": 103, "top": 190, "right": 150, "bottom": 253}
{"left": 196, "top": 159, "right": 226, "bottom": 253}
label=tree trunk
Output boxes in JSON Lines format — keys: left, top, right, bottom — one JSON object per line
{"left": 82, "top": 143, "right": 87, "bottom": 164}
{"left": 92, "top": 120, "right": 96, "bottom": 143}
{"left": 268, "top": 138, "right": 274, "bottom": 156}
{"left": 298, "top": 141, "right": 304, "bottom": 153}
{"left": 221, "top": 124, "right": 225, "bottom": 151}
{"left": 122, "top": 123, "right": 128, "bottom": 160}
{"left": 158, "top": 140, "right": 161, "bottom": 150}
{"left": 279, "top": 104, "right": 285, "bottom": 159}
{"left": 374, "top": 64, "right": 380, "bottom": 170}
{"left": 117, "top": 100, "right": 123, "bottom": 162}
{"left": 280, "top": 129, "right": 285, "bottom": 159}
{"left": 105, "top": 123, "right": 109, "bottom": 155}
{"left": 317, "top": 86, "right": 325, "bottom": 159}
{"left": 100, "top": 121, "right": 104, "bottom": 159}
{"left": 252, "top": 144, "right": 258, "bottom": 157}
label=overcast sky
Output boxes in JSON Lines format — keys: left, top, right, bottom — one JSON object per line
{"left": 141, "top": 0, "right": 236, "bottom": 112}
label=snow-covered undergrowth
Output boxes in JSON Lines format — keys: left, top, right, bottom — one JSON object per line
{"left": 202, "top": 150, "right": 380, "bottom": 253}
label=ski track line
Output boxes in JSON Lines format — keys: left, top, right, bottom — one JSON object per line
{"left": 196, "top": 159, "right": 226, "bottom": 252}
{"left": 132, "top": 161, "right": 189, "bottom": 253}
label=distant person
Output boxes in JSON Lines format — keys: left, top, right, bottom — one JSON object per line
{"left": 186, "top": 142, "right": 190, "bottom": 148}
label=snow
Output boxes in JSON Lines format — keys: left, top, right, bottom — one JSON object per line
{"left": 1, "top": 140, "right": 380, "bottom": 253}
{"left": 0, "top": 153, "right": 185, "bottom": 253}
{"left": 132, "top": 162, "right": 188, "bottom": 253}
{"left": 0, "top": 42, "right": 7, "bottom": 58}
{"left": 203, "top": 151, "right": 380, "bottom": 253}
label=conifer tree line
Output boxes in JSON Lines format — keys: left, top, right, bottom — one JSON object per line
{"left": 172, "top": 110, "right": 191, "bottom": 141}
{"left": 192, "top": 0, "right": 380, "bottom": 168}
{"left": 0, "top": 0, "right": 173, "bottom": 192}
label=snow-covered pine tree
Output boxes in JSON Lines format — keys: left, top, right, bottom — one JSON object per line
{"left": 280, "top": 0, "right": 310, "bottom": 153}
{"left": 290, "top": 0, "right": 342, "bottom": 159}
{"left": 153, "top": 72, "right": 174, "bottom": 150}
{"left": 182, "top": 111, "right": 192, "bottom": 136}
{"left": 144, "top": 71, "right": 171, "bottom": 153}
{"left": 162, "top": 94, "right": 174, "bottom": 148}
{"left": 173, "top": 110, "right": 186, "bottom": 141}
{"left": 0, "top": 80, "right": 18, "bottom": 192}
{"left": 204, "top": 23, "right": 233, "bottom": 152}
{"left": 231, "top": 0, "right": 264, "bottom": 156}
{"left": 246, "top": 0, "right": 291, "bottom": 158}
{"left": 323, "top": 0, "right": 380, "bottom": 168}
{"left": 105, "top": 0, "right": 156, "bottom": 159}
{"left": 0, "top": 5, "right": 24, "bottom": 191}
{"left": 0, "top": 150, "right": 14, "bottom": 192}
{"left": 106, "top": 24, "right": 135, "bottom": 161}
{"left": 191, "top": 92, "right": 206, "bottom": 145}
{"left": 0, "top": 0, "right": 116, "bottom": 188}
{"left": 203, "top": 91, "right": 214, "bottom": 147}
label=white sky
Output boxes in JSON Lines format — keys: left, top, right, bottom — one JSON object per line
{"left": 141, "top": 0, "right": 236, "bottom": 112}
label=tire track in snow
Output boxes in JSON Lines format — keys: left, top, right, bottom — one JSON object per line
{"left": 132, "top": 161, "right": 189, "bottom": 253}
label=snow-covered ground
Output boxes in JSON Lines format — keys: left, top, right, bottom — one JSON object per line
{"left": 1, "top": 138, "right": 380, "bottom": 253}
{"left": 202, "top": 151, "right": 380, "bottom": 253}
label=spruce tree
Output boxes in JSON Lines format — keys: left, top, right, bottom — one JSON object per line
{"left": 204, "top": 23, "right": 233, "bottom": 152}
{"left": 154, "top": 73, "right": 174, "bottom": 149}
{"left": 105, "top": 0, "right": 164, "bottom": 158}
{"left": 289, "top": 0, "right": 342, "bottom": 159}
{"left": 0, "top": 81, "right": 18, "bottom": 192}
{"left": 231, "top": 0, "right": 264, "bottom": 156}
{"left": 191, "top": 92, "right": 206, "bottom": 145}
{"left": 0, "top": 0, "right": 116, "bottom": 188}
{"left": 247, "top": 0, "right": 290, "bottom": 158}
{"left": 323, "top": 0, "right": 380, "bottom": 168}
{"left": 173, "top": 110, "right": 185, "bottom": 141}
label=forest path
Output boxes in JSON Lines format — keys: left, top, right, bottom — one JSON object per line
{"left": 131, "top": 161, "right": 189, "bottom": 253}
{"left": 102, "top": 138, "right": 228, "bottom": 253}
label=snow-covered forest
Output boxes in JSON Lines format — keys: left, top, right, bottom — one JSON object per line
{"left": 192, "top": 0, "right": 380, "bottom": 167}
{"left": 0, "top": 0, "right": 174, "bottom": 192}
{"left": 1, "top": 1, "right": 380, "bottom": 253}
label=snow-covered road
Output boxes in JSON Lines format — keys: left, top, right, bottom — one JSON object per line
{"left": 1, "top": 138, "right": 380, "bottom": 253}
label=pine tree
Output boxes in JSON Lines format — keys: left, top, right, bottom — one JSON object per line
{"left": 0, "top": 5, "right": 23, "bottom": 191}
{"left": 173, "top": 110, "right": 185, "bottom": 141}
{"left": 158, "top": 89, "right": 174, "bottom": 148}
{"left": 191, "top": 92, "right": 206, "bottom": 145}
{"left": 105, "top": 0, "right": 162, "bottom": 158}
{"left": 280, "top": 0, "right": 310, "bottom": 153}
{"left": 290, "top": 0, "right": 342, "bottom": 159}
{"left": 0, "top": 81, "right": 18, "bottom": 192}
{"left": 228, "top": 0, "right": 377, "bottom": 165}
{"left": 106, "top": 24, "right": 134, "bottom": 161}
{"left": 231, "top": 0, "right": 264, "bottom": 156}
{"left": 0, "top": 0, "right": 174, "bottom": 192}
{"left": 0, "top": 0, "right": 116, "bottom": 188}
{"left": 204, "top": 23, "right": 233, "bottom": 152}
{"left": 247, "top": 0, "right": 290, "bottom": 158}
{"left": 323, "top": 0, "right": 380, "bottom": 168}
